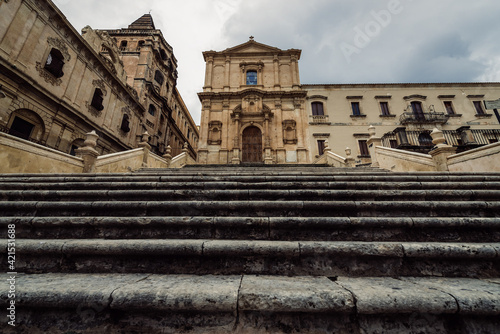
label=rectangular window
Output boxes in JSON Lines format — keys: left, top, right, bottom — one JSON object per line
{"left": 473, "top": 101, "right": 485, "bottom": 115}
{"left": 311, "top": 102, "right": 324, "bottom": 116}
{"left": 380, "top": 102, "right": 390, "bottom": 116}
{"left": 389, "top": 139, "right": 398, "bottom": 148}
{"left": 358, "top": 140, "right": 370, "bottom": 157}
{"left": 351, "top": 102, "right": 361, "bottom": 116}
{"left": 317, "top": 140, "right": 325, "bottom": 155}
{"left": 444, "top": 101, "right": 455, "bottom": 115}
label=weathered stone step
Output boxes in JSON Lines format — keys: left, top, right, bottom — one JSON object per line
{"left": 1, "top": 200, "right": 498, "bottom": 217}
{"left": 3, "top": 181, "right": 500, "bottom": 191}
{"left": 2, "top": 189, "right": 499, "bottom": 202}
{"left": 11, "top": 239, "right": 500, "bottom": 277}
{"left": 2, "top": 173, "right": 500, "bottom": 184}
{"left": 4, "top": 217, "right": 499, "bottom": 242}
{"left": 4, "top": 273, "right": 499, "bottom": 333}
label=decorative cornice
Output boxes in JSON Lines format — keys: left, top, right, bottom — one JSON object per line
{"left": 438, "top": 95, "right": 456, "bottom": 99}
{"left": 404, "top": 94, "right": 427, "bottom": 101}
{"left": 307, "top": 95, "right": 328, "bottom": 100}
{"left": 198, "top": 89, "right": 307, "bottom": 101}
{"left": 346, "top": 96, "right": 363, "bottom": 100}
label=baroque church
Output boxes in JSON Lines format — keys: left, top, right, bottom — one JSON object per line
{"left": 197, "top": 39, "right": 500, "bottom": 166}
{"left": 0, "top": 0, "right": 198, "bottom": 161}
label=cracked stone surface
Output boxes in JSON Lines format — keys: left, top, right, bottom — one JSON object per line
{"left": 238, "top": 275, "right": 354, "bottom": 313}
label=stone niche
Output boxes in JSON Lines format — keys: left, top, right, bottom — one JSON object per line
{"left": 208, "top": 121, "right": 222, "bottom": 145}
{"left": 283, "top": 120, "right": 297, "bottom": 144}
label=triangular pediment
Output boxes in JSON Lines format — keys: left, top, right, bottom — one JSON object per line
{"left": 222, "top": 39, "right": 282, "bottom": 54}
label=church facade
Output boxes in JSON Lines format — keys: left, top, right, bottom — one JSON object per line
{"left": 197, "top": 38, "right": 310, "bottom": 164}
{"left": 198, "top": 39, "right": 500, "bottom": 165}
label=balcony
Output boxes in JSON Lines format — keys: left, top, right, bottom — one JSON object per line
{"left": 382, "top": 128, "right": 500, "bottom": 154}
{"left": 309, "top": 115, "right": 331, "bottom": 125}
{"left": 399, "top": 105, "right": 449, "bottom": 125}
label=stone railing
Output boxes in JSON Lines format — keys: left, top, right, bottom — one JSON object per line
{"left": 314, "top": 141, "right": 356, "bottom": 167}
{"left": 0, "top": 130, "right": 195, "bottom": 174}
{"left": 309, "top": 115, "right": 331, "bottom": 125}
{"left": 0, "top": 132, "right": 84, "bottom": 173}
{"left": 370, "top": 125, "right": 500, "bottom": 172}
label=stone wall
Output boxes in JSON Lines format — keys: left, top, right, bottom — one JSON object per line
{"left": 448, "top": 142, "right": 500, "bottom": 172}
{"left": 375, "top": 146, "right": 436, "bottom": 172}
{"left": 0, "top": 132, "right": 84, "bottom": 173}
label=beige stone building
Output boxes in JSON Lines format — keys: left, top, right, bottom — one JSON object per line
{"left": 304, "top": 83, "right": 500, "bottom": 165}
{"left": 197, "top": 38, "right": 309, "bottom": 164}
{"left": 0, "top": 0, "right": 197, "bottom": 159}
{"left": 198, "top": 39, "right": 500, "bottom": 165}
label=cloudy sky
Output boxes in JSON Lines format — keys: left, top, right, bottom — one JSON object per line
{"left": 53, "top": 0, "right": 500, "bottom": 125}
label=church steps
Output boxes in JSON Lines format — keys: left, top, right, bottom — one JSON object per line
{"left": 2, "top": 216, "right": 500, "bottom": 242}
{"left": 1, "top": 169, "right": 499, "bottom": 333}
{"left": 10, "top": 239, "right": 500, "bottom": 277}
{"left": 1, "top": 200, "right": 499, "bottom": 217}
{"left": 2, "top": 189, "right": 500, "bottom": 201}
{"left": 3, "top": 173, "right": 500, "bottom": 184}
{"left": 3, "top": 181, "right": 500, "bottom": 191}
{"left": 4, "top": 273, "right": 500, "bottom": 333}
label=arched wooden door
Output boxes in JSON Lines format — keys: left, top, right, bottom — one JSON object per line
{"left": 242, "top": 126, "right": 262, "bottom": 163}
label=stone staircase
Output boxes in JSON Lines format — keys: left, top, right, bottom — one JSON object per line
{"left": 1, "top": 166, "right": 499, "bottom": 333}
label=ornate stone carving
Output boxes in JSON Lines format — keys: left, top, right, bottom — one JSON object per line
{"left": 85, "top": 102, "right": 102, "bottom": 118}
{"left": 92, "top": 80, "right": 108, "bottom": 96}
{"left": 47, "top": 37, "right": 71, "bottom": 61}
{"left": 35, "top": 62, "right": 62, "bottom": 86}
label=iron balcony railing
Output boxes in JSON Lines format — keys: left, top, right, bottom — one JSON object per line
{"left": 399, "top": 112, "right": 449, "bottom": 125}
{"left": 382, "top": 128, "right": 500, "bottom": 154}
{"left": 399, "top": 105, "right": 449, "bottom": 125}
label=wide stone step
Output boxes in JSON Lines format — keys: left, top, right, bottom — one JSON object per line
{"left": 10, "top": 239, "right": 500, "bottom": 277}
{"left": 3, "top": 217, "right": 500, "bottom": 242}
{"left": 2, "top": 189, "right": 499, "bottom": 202}
{"left": 1, "top": 200, "right": 498, "bottom": 217}
{"left": 2, "top": 173, "right": 500, "bottom": 184}
{"left": 4, "top": 273, "right": 499, "bottom": 333}
{"left": 3, "top": 181, "right": 500, "bottom": 191}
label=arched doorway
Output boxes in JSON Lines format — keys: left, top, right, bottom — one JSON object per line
{"left": 8, "top": 109, "right": 45, "bottom": 142}
{"left": 242, "top": 126, "right": 262, "bottom": 163}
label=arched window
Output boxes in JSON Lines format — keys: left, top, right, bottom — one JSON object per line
{"left": 120, "top": 40, "right": 128, "bottom": 50}
{"left": 311, "top": 102, "right": 324, "bottom": 116}
{"left": 90, "top": 88, "right": 104, "bottom": 111}
{"left": 246, "top": 70, "right": 257, "bottom": 85}
{"left": 154, "top": 70, "right": 164, "bottom": 85}
{"left": 148, "top": 104, "right": 156, "bottom": 116}
{"left": 44, "top": 48, "right": 65, "bottom": 78}
{"left": 8, "top": 109, "right": 45, "bottom": 143}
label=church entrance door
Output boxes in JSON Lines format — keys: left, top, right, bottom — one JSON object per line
{"left": 242, "top": 126, "right": 262, "bottom": 163}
